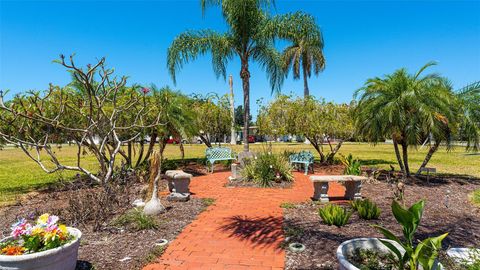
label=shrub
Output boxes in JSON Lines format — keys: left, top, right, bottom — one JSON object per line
{"left": 111, "top": 208, "right": 159, "bottom": 231}
{"left": 318, "top": 204, "right": 352, "bottom": 227}
{"left": 241, "top": 151, "right": 293, "bottom": 187}
{"left": 340, "top": 153, "right": 361, "bottom": 175}
{"left": 351, "top": 199, "right": 381, "bottom": 220}
{"left": 161, "top": 158, "right": 178, "bottom": 173}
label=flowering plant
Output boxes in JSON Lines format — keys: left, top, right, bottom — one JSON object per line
{"left": 0, "top": 214, "right": 73, "bottom": 256}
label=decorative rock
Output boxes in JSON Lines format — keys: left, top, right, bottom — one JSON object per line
{"left": 167, "top": 192, "right": 190, "bottom": 202}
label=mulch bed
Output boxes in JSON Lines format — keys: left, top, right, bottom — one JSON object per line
{"left": 283, "top": 171, "right": 480, "bottom": 270}
{"left": 0, "top": 178, "right": 209, "bottom": 270}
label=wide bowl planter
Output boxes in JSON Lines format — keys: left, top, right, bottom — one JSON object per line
{"left": 336, "top": 238, "right": 405, "bottom": 270}
{"left": 0, "top": 227, "right": 81, "bottom": 270}
{"left": 447, "top": 247, "right": 480, "bottom": 264}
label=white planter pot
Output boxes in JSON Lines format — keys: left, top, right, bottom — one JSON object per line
{"left": 447, "top": 248, "right": 480, "bottom": 264}
{"left": 336, "top": 238, "right": 405, "bottom": 270}
{"left": 0, "top": 227, "right": 81, "bottom": 270}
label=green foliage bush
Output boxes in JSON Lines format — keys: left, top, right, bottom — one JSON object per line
{"left": 241, "top": 151, "right": 293, "bottom": 187}
{"left": 340, "top": 153, "right": 362, "bottom": 175}
{"left": 161, "top": 159, "right": 178, "bottom": 173}
{"left": 351, "top": 199, "right": 381, "bottom": 220}
{"left": 318, "top": 204, "right": 352, "bottom": 227}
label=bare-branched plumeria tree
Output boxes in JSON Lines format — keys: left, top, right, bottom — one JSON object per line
{"left": 0, "top": 55, "right": 164, "bottom": 185}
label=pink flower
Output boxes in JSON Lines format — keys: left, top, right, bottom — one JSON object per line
{"left": 10, "top": 219, "right": 31, "bottom": 239}
{"left": 142, "top": 87, "right": 150, "bottom": 94}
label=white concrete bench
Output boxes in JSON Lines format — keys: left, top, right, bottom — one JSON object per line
{"left": 309, "top": 175, "right": 367, "bottom": 202}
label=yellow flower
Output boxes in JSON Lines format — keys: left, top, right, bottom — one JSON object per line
{"left": 31, "top": 227, "right": 44, "bottom": 236}
{"left": 44, "top": 231, "right": 58, "bottom": 243}
{"left": 38, "top": 213, "right": 50, "bottom": 224}
{"left": 58, "top": 224, "right": 67, "bottom": 235}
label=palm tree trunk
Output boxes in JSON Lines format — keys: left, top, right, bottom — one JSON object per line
{"left": 393, "top": 138, "right": 405, "bottom": 174}
{"left": 303, "top": 65, "right": 309, "bottom": 98}
{"left": 240, "top": 59, "right": 251, "bottom": 153}
{"left": 401, "top": 142, "right": 410, "bottom": 177}
{"left": 416, "top": 140, "right": 440, "bottom": 175}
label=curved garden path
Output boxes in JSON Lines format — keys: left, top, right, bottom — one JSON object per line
{"left": 144, "top": 171, "right": 344, "bottom": 270}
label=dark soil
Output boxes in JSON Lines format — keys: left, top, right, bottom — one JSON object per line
{"left": 0, "top": 178, "right": 209, "bottom": 270}
{"left": 283, "top": 168, "right": 480, "bottom": 270}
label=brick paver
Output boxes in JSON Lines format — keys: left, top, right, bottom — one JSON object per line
{"left": 144, "top": 170, "right": 345, "bottom": 270}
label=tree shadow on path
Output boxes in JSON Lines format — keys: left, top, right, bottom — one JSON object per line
{"left": 219, "top": 215, "right": 284, "bottom": 250}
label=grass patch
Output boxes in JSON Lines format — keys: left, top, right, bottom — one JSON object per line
{"left": 111, "top": 208, "right": 159, "bottom": 230}
{"left": 1, "top": 142, "right": 479, "bottom": 204}
{"left": 142, "top": 245, "right": 166, "bottom": 265}
{"left": 470, "top": 189, "right": 480, "bottom": 207}
{"left": 280, "top": 202, "right": 297, "bottom": 209}
{"left": 202, "top": 198, "right": 216, "bottom": 206}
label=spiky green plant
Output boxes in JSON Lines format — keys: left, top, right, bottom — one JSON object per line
{"left": 167, "top": 0, "right": 322, "bottom": 152}
{"left": 318, "top": 204, "right": 352, "bottom": 227}
{"left": 351, "top": 199, "right": 381, "bottom": 220}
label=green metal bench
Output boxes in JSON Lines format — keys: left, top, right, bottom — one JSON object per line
{"left": 289, "top": 150, "right": 314, "bottom": 175}
{"left": 205, "top": 147, "right": 236, "bottom": 173}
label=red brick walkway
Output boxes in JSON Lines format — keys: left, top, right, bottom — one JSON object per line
{"left": 144, "top": 171, "right": 345, "bottom": 270}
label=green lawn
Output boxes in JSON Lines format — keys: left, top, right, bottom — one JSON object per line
{"left": 1, "top": 142, "right": 479, "bottom": 204}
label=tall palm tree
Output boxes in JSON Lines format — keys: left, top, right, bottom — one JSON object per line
{"left": 167, "top": 0, "right": 319, "bottom": 152}
{"left": 354, "top": 62, "right": 457, "bottom": 177}
{"left": 456, "top": 81, "right": 480, "bottom": 152}
{"left": 280, "top": 13, "right": 325, "bottom": 97}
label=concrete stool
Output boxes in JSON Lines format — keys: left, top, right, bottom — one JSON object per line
{"left": 165, "top": 170, "right": 192, "bottom": 202}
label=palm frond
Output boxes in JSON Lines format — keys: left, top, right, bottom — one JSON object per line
{"left": 167, "top": 30, "right": 233, "bottom": 84}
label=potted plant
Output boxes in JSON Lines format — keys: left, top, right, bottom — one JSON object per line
{"left": 337, "top": 200, "right": 447, "bottom": 270}
{"left": 0, "top": 213, "right": 81, "bottom": 270}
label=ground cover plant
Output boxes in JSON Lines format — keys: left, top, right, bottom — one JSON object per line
{"left": 347, "top": 248, "right": 398, "bottom": 270}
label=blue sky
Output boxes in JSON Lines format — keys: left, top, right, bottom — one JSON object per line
{"left": 1, "top": 0, "right": 479, "bottom": 117}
